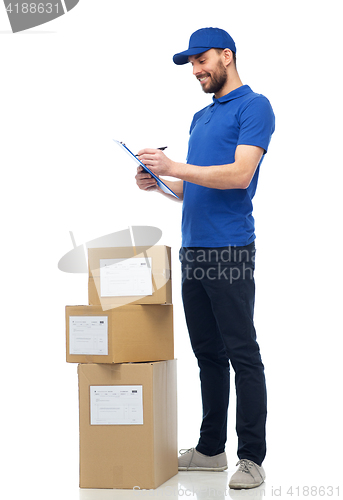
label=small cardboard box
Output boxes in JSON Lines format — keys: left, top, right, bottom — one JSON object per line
{"left": 88, "top": 245, "right": 172, "bottom": 309}
{"left": 78, "top": 360, "right": 178, "bottom": 489}
{"left": 66, "top": 304, "right": 174, "bottom": 364}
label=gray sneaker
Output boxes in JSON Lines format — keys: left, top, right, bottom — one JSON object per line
{"left": 229, "top": 459, "right": 266, "bottom": 489}
{"left": 178, "top": 448, "right": 228, "bottom": 471}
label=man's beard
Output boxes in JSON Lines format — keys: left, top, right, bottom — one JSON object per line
{"left": 201, "top": 60, "right": 228, "bottom": 95}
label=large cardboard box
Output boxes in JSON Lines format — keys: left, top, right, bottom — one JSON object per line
{"left": 66, "top": 304, "right": 174, "bottom": 364}
{"left": 88, "top": 245, "right": 172, "bottom": 309}
{"left": 78, "top": 361, "right": 178, "bottom": 489}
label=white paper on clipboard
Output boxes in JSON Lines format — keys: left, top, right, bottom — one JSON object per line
{"left": 114, "top": 140, "right": 179, "bottom": 199}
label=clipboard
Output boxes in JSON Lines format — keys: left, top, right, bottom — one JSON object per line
{"left": 114, "top": 140, "right": 179, "bottom": 199}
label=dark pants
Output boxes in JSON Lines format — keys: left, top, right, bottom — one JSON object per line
{"left": 179, "top": 243, "right": 267, "bottom": 466}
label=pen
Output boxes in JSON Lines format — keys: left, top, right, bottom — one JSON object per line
{"left": 136, "top": 146, "right": 168, "bottom": 156}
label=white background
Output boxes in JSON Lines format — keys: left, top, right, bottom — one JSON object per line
{"left": 1, "top": 1, "right": 342, "bottom": 498}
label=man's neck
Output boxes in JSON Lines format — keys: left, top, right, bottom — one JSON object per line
{"left": 214, "top": 74, "right": 243, "bottom": 99}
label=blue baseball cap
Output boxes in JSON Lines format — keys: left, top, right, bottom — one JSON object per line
{"left": 173, "top": 27, "right": 236, "bottom": 65}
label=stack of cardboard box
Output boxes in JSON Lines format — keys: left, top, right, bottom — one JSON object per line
{"left": 65, "top": 245, "right": 178, "bottom": 490}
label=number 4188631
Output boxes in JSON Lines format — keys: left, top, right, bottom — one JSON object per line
{"left": 287, "top": 486, "right": 340, "bottom": 496}
{"left": 5, "top": 3, "right": 60, "bottom": 14}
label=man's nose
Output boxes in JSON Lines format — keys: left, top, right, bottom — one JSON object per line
{"left": 192, "top": 63, "right": 200, "bottom": 76}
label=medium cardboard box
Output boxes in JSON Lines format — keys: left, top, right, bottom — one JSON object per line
{"left": 88, "top": 245, "right": 172, "bottom": 309}
{"left": 66, "top": 304, "right": 174, "bottom": 364}
{"left": 78, "top": 360, "right": 178, "bottom": 489}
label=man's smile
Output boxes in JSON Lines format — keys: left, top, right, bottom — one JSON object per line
{"left": 198, "top": 74, "right": 210, "bottom": 84}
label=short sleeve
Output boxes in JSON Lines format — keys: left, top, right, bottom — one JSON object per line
{"left": 237, "top": 95, "right": 275, "bottom": 154}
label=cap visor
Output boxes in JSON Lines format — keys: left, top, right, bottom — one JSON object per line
{"left": 173, "top": 47, "right": 211, "bottom": 65}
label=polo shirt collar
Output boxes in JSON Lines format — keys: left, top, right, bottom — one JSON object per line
{"left": 213, "top": 84, "right": 252, "bottom": 104}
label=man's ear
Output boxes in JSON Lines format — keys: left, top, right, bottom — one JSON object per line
{"left": 222, "top": 48, "right": 234, "bottom": 67}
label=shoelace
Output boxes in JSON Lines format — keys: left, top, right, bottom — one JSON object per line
{"left": 236, "top": 459, "right": 264, "bottom": 480}
{"left": 179, "top": 448, "right": 195, "bottom": 470}
{"left": 179, "top": 448, "right": 194, "bottom": 455}
{"left": 236, "top": 459, "right": 254, "bottom": 473}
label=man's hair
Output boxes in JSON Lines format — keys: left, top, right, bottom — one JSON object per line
{"left": 215, "top": 47, "right": 236, "bottom": 67}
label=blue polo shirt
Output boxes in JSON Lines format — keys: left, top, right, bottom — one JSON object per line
{"left": 182, "top": 85, "right": 275, "bottom": 247}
